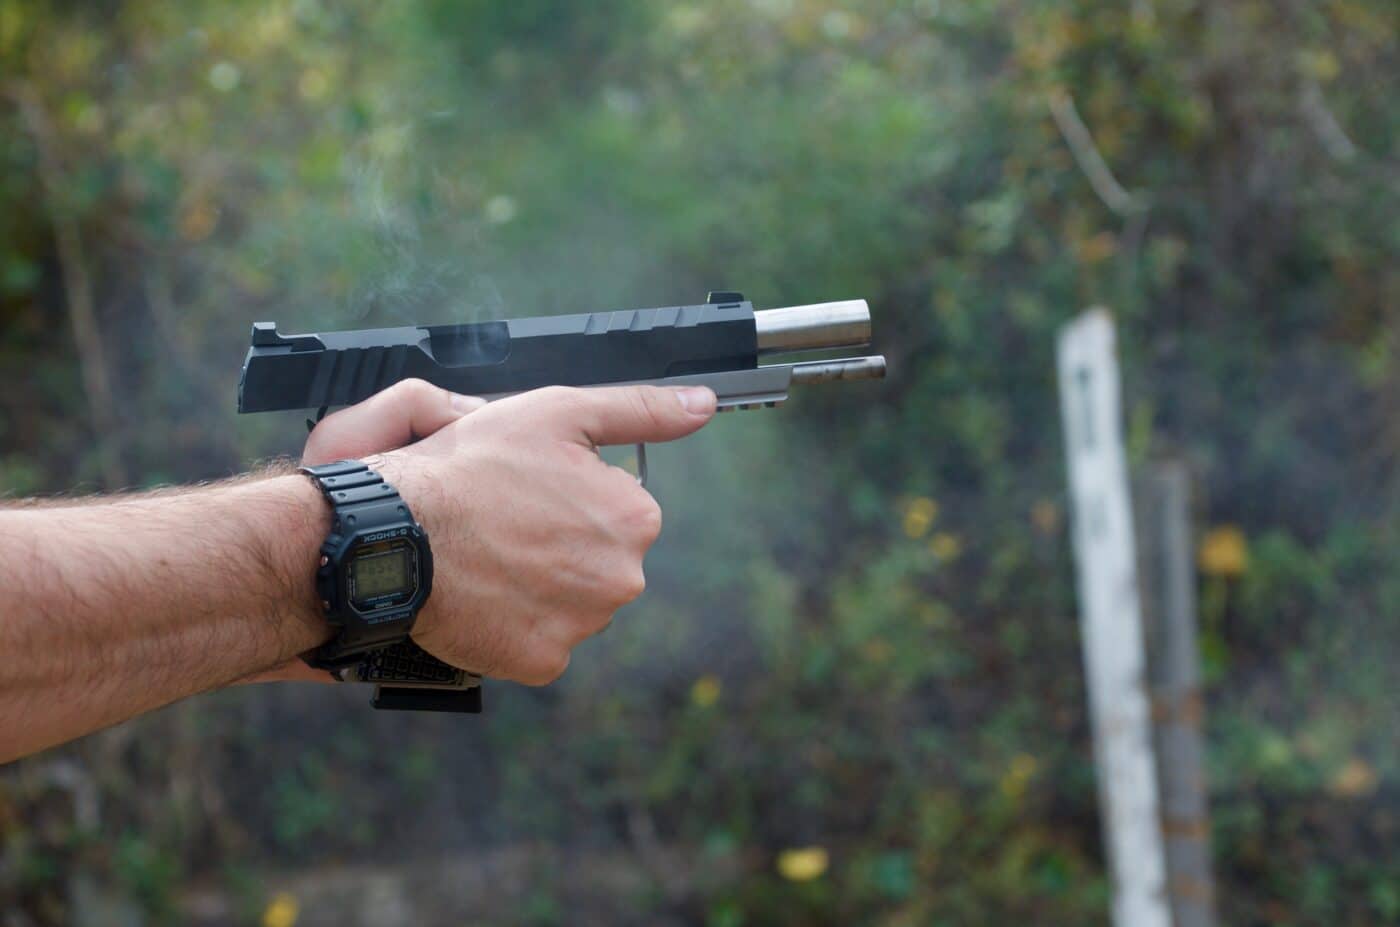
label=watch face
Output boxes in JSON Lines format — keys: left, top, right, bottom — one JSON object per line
{"left": 347, "top": 537, "right": 420, "bottom": 613}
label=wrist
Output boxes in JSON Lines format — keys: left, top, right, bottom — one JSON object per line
{"left": 247, "top": 472, "right": 335, "bottom": 659}
{"left": 296, "top": 458, "right": 438, "bottom": 669}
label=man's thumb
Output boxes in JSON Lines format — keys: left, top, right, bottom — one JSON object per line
{"left": 303, "top": 378, "right": 486, "bottom": 465}
{"left": 556, "top": 384, "right": 717, "bottom": 448}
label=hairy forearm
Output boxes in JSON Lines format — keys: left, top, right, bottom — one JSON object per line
{"left": 0, "top": 469, "right": 330, "bottom": 761}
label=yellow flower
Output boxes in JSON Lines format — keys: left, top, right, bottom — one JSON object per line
{"left": 902, "top": 497, "right": 939, "bottom": 539}
{"left": 690, "top": 674, "right": 721, "bottom": 709}
{"left": 929, "top": 532, "right": 962, "bottom": 561}
{"left": 1329, "top": 757, "right": 1377, "bottom": 798}
{"left": 262, "top": 893, "right": 299, "bottom": 927}
{"left": 777, "top": 846, "right": 829, "bottom": 882}
{"left": 1198, "top": 526, "right": 1249, "bottom": 578}
{"left": 999, "top": 753, "right": 1038, "bottom": 800}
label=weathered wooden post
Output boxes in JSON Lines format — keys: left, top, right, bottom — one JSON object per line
{"left": 1136, "top": 462, "right": 1217, "bottom": 927}
{"left": 1057, "top": 308, "right": 1171, "bottom": 927}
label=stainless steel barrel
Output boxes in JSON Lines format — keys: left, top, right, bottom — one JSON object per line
{"left": 754, "top": 300, "right": 871, "bottom": 353}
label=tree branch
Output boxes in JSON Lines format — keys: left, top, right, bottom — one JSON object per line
{"left": 6, "top": 81, "right": 128, "bottom": 489}
{"left": 1299, "top": 78, "right": 1358, "bottom": 163}
{"left": 1047, "top": 89, "right": 1147, "bottom": 217}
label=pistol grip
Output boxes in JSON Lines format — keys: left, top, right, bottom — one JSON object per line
{"left": 347, "top": 640, "right": 483, "bottom": 714}
{"left": 372, "top": 685, "right": 483, "bottom": 713}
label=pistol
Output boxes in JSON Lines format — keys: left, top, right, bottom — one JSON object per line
{"left": 238, "top": 291, "right": 884, "bottom": 712}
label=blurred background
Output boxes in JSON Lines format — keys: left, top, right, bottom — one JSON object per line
{"left": 1, "top": 1, "right": 1396, "bottom": 924}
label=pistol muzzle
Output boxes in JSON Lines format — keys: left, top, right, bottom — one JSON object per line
{"left": 754, "top": 299, "right": 871, "bottom": 353}
{"left": 790, "top": 355, "right": 887, "bottom": 385}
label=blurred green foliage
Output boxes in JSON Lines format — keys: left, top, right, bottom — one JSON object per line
{"left": 0, "top": 0, "right": 1397, "bottom": 925}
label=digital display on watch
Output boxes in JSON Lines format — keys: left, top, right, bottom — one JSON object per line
{"left": 349, "top": 542, "right": 416, "bottom": 608}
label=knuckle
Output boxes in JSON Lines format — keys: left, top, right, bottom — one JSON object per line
{"left": 533, "top": 385, "right": 589, "bottom": 425}
{"left": 613, "top": 565, "right": 647, "bottom": 603}
{"left": 634, "top": 493, "right": 663, "bottom": 540}
{"left": 525, "top": 650, "right": 571, "bottom": 686}
{"left": 397, "top": 378, "right": 437, "bottom": 402}
{"left": 611, "top": 484, "right": 662, "bottom": 541}
{"left": 562, "top": 602, "right": 614, "bottom": 639}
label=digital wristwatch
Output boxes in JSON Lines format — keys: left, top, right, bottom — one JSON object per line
{"left": 301, "top": 460, "right": 482, "bottom": 713}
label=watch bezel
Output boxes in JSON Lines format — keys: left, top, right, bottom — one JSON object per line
{"left": 318, "top": 523, "right": 434, "bottom": 639}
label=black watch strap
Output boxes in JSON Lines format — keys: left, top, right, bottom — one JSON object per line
{"left": 302, "top": 458, "right": 399, "bottom": 506}
{"left": 299, "top": 460, "right": 483, "bottom": 713}
{"left": 300, "top": 460, "right": 424, "bottom": 669}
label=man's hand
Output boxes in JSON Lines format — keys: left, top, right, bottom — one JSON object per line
{"left": 245, "top": 380, "right": 488, "bottom": 683}
{"left": 258, "top": 378, "right": 716, "bottom": 686}
{"left": 373, "top": 382, "right": 716, "bottom": 684}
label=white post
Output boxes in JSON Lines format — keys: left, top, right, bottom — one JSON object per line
{"left": 1057, "top": 309, "right": 1171, "bottom": 927}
